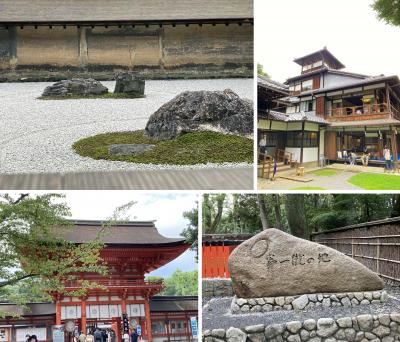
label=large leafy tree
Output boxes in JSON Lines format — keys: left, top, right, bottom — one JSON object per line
{"left": 257, "top": 63, "right": 270, "bottom": 78}
{"left": 148, "top": 270, "right": 197, "bottom": 296}
{"left": 181, "top": 204, "right": 198, "bottom": 260}
{"left": 0, "top": 193, "right": 134, "bottom": 316}
{"left": 372, "top": 0, "right": 400, "bottom": 27}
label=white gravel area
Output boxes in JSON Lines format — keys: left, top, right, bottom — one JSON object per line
{"left": 0, "top": 79, "right": 253, "bottom": 174}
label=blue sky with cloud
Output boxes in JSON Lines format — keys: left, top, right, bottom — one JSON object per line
{"left": 43, "top": 191, "right": 198, "bottom": 277}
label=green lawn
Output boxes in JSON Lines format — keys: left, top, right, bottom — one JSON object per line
{"left": 310, "top": 169, "right": 338, "bottom": 177}
{"left": 290, "top": 186, "right": 327, "bottom": 190}
{"left": 73, "top": 130, "right": 253, "bottom": 165}
{"left": 38, "top": 92, "right": 145, "bottom": 100}
{"left": 348, "top": 172, "right": 400, "bottom": 190}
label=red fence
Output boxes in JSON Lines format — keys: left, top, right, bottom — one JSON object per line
{"left": 202, "top": 244, "right": 237, "bottom": 278}
{"left": 312, "top": 218, "right": 400, "bottom": 284}
{"left": 202, "top": 234, "right": 254, "bottom": 278}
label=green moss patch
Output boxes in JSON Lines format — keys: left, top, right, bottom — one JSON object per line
{"left": 38, "top": 92, "right": 145, "bottom": 100}
{"left": 73, "top": 130, "right": 253, "bottom": 165}
{"left": 310, "top": 169, "right": 338, "bottom": 177}
{"left": 348, "top": 172, "right": 400, "bottom": 190}
{"left": 290, "top": 186, "right": 326, "bottom": 190}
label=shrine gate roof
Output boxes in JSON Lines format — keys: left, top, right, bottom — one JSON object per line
{"left": 59, "top": 220, "right": 187, "bottom": 247}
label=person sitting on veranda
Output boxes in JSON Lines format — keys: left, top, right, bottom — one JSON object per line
{"left": 349, "top": 151, "right": 357, "bottom": 166}
{"left": 361, "top": 147, "right": 370, "bottom": 166}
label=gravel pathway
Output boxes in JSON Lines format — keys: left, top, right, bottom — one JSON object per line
{"left": 203, "top": 286, "right": 400, "bottom": 330}
{"left": 0, "top": 79, "right": 253, "bottom": 174}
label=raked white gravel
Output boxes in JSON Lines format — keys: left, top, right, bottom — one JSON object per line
{"left": 0, "top": 78, "right": 253, "bottom": 174}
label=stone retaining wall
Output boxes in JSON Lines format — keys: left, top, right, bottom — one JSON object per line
{"left": 231, "top": 290, "right": 388, "bottom": 313}
{"left": 203, "top": 312, "right": 400, "bottom": 342}
{"left": 203, "top": 279, "right": 234, "bottom": 298}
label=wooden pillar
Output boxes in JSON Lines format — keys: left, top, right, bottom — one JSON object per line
{"left": 392, "top": 130, "right": 398, "bottom": 162}
{"left": 300, "top": 121, "right": 305, "bottom": 164}
{"left": 317, "top": 128, "right": 320, "bottom": 166}
{"left": 55, "top": 300, "right": 62, "bottom": 325}
{"left": 8, "top": 26, "right": 17, "bottom": 69}
{"left": 81, "top": 298, "right": 87, "bottom": 334}
{"left": 78, "top": 27, "right": 88, "bottom": 68}
{"left": 165, "top": 313, "right": 170, "bottom": 342}
{"left": 144, "top": 298, "right": 152, "bottom": 342}
{"left": 158, "top": 28, "right": 165, "bottom": 69}
{"left": 121, "top": 297, "right": 127, "bottom": 314}
{"left": 386, "top": 83, "right": 391, "bottom": 115}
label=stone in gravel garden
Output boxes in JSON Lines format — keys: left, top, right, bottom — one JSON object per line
{"left": 114, "top": 72, "right": 145, "bottom": 96}
{"left": 144, "top": 89, "right": 253, "bottom": 140}
{"left": 228, "top": 229, "right": 383, "bottom": 298}
{"left": 42, "top": 78, "right": 108, "bottom": 97}
{"left": 108, "top": 144, "right": 155, "bottom": 156}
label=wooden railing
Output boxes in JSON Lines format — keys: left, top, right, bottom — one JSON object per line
{"left": 64, "top": 279, "right": 164, "bottom": 288}
{"left": 328, "top": 103, "right": 389, "bottom": 117}
{"left": 258, "top": 150, "right": 273, "bottom": 179}
{"left": 391, "top": 104, "right": 400, "bottom": 120}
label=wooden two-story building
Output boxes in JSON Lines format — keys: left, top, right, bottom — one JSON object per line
{"left": 258, "top": 48, "right": 400, "bottom": 167}
{"left": 0, "top": 220, "right": 197, "bottom": 342}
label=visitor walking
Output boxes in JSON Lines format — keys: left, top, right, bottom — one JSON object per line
{"left": 79, "top": 331, "right": 87, "bottom": 342}
{"left": 86, "top": 332, "right": 94, "bottom": 342}
{"left": 384, "top": 146, "right": 392, "bottom": 171}
{"left": 110, "top": 330, "right": 116, "bottom": 342}
{"left": 94, "top": 328, "right": 103, "bottom": 342}
{"left": 131, "top": 329, "right": 138, "bottom": 342}
{"left": 123, "top": 332, "right": 130, "bottom": 342}
{"left": 349, "top": 151, "right": 356, "bottom": 166}
{"left": 101, "top": 330, "right": 107, "bottom": 342}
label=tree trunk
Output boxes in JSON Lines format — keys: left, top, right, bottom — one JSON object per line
{"left": 285, "top": 194, "right": 308, "bottom": 238}
{"left": 203, "top": 194, "right": 212, "bottom": 232}
{"left": 257, "top": 194, "right": 269, "bottom": 230}
{"left": 210, "top": 194, "right": 225, "bottom": 233}
{"left": 272, "top": 194, "right": 282, "bottom": 230}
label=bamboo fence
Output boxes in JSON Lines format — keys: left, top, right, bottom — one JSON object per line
{"left": 312, "top": 218, "right": 400, "bottom": 284}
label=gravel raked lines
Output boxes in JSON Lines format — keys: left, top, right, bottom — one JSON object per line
{"left": 0, "top": 79, "right": 253, "bottom": 174}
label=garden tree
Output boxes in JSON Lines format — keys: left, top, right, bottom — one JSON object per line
{"left": 257, "top": 194, "right": 270, "bottom": 230}
{"left": 272, "top": 194, "right": 283, "bottom": 230}
{"left": 257, "top": 63, "right": 270, "bottom": 77}
{"left": 372, "top": 0, "right": 400, "bottom": 27}
{"left": 391, "top": 194, "right": 400, "bottom": 217}
{"left": 284, "top": 194, "right": 308, "bottom": 238}
{"left": 0, "top": 193, "right": 134, "bottom": 316}
{"left": 202, "top": 194, "right": 288, "bottom": 234}
{"left": 202, "top": 194, "right": 226, "bottom": 233}
{"left": 147, "top": 270, "right": 198, "bottom": 296}
{"left": 181, "top": 204, "right": 198, "bottom": 260}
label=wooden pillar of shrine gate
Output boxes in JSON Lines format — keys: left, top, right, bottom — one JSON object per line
{"left": 55, "top": 300, "right": 62, "bottom": 325}
{"left": 81, "top": 298, "right": 87, "bottom": 334}
{"left": 144, "top": 298, "right": 153, "bottom": 342}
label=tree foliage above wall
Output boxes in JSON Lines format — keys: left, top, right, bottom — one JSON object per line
{"left": 202, "top": 194, "right": 400, "bottom": 239}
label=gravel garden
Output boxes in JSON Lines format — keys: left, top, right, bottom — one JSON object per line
{"left": 0, "top": 78, "right": 253, "bottom": 174}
